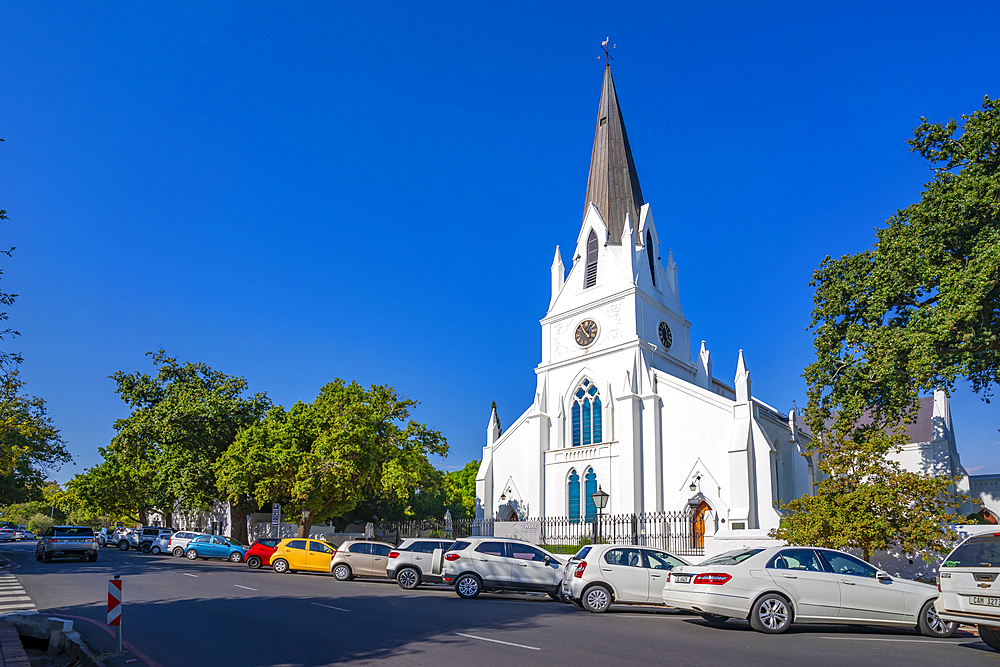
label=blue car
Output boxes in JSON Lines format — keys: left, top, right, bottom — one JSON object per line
{"left": 184, "top": 535, "right": 247, "bottom": 563}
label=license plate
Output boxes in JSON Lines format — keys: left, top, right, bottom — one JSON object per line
{"left": 971, "top": 596, "right": 1000, "bottom": 607}
{"left": 674, "top": 574, "right": 692, "bottom": 584}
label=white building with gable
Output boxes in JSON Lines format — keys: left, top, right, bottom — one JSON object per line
{"left": 475, "top": 65, "right": 816, "bottom": 536}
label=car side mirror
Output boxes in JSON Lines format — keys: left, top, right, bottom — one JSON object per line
{"left": 544, "top": 555, "right": 551, "bottom": 565}
{"left": 876, "top": 570, "right": 890, "bottom": 581}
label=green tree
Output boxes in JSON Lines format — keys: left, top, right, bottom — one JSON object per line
{"left": 774, "top": 98, "right": 997, "bottom": 559}
{"left": 0, "top": 371, "right": 71, "bottom": 504}
{"left": 216, "top": 380, "right": 447, "bottom": 537}
{"left": 444, "top": 459, "right": 480, "bottom": 520}
{"left": 76, "top": 351, "right": 270, "bottom": 538}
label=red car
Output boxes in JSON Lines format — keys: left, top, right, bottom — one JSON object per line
{"left": 245, "top": 538, "right": 281, "bottom": 569}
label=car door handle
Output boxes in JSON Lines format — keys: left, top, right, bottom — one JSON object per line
{"left": 782, "top": 574, "right": 797, "bottom": 579}
{"left": 841, "top": 580, "right": 856, "bottom": 585}
{"left": 477, "top": 558, "right": 488, "bottom": 562}
{"left": 602, "top": 568, "right": 613, "bottom": 572}
{"left": 517, "top": 563, "right": 527, "bottom": 567}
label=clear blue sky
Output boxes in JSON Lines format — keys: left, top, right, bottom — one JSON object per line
{"left": 2, "top": 2, "right": 998, "bottom": 483}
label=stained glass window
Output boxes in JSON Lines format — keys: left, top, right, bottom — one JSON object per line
{"left": 568, "top": 469, "right": 580, "bottom": 522}
{"left": 571, "top": 379, "right": 602, "bottom": 447}
{"left": 585, "top": 468, "right": 597, "bottom": 521}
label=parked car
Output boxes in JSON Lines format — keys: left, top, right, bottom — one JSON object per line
{"left": 21, "top": 531, "right": 36, "bottom": 541}
{"left": 387, "top": 538, "right": 455, "bottom": 589}
{"left": 662, "top": 546, "right": 955, "bottom": 637}
{"left": 0, "top": 529, "right": 15, "bottom": 542}
{"left": 270, "top": 538, "right": 337, "bottom": 574}
{"left": 561, "top": 544, "right": 689, "bottom": 612}
{"left": 148, "top": 534, "right": 173, "bottom": 555}
{"left": 330, "top": 540, "right": 394, "bottom": 581}
{"left": 183, "top": 535, "right": 247, "bottom": 563}
{"left": 12, "top": 530, "right": 25, "bottom": 541}
{"left": 112, "top": 528, "right": 141, "bottom": 551}
{"left": 35, "top": 526, "right": 99, "bottom": 562}
{"left": 168, "top": 531, "right": 208, "bottom": 556}
{"left": 245, "top": 538, "right": 281, "bottom": 569}
{"left": 139, "top": 527, "right": 174, "bottom": 553}
{"left": 441, "top": 537, "right": 566, "bottom": 599}
{"left": 935, "top": 531, "right": 1000, "bottom": 650}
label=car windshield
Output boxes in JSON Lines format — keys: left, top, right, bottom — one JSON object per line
{"left": 944, "top": 534, "right": 1000, "bottom": 568}
{"left": 227, "top": 538, "right": 245, "bottom": 547}
{"left": 699, "top": 549, "right": 764, "bottom": 566}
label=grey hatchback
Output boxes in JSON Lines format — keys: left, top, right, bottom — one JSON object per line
{"left": 35, "top": 526, "right": 99, "bottom": 562}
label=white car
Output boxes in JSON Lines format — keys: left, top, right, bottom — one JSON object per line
{"left": 561, "top": 543, "right": 690, "bottom": 612}
{"left": 0, "top": 529, "right": 15, "bottom": 542}
{"left": 662, "top": 546, "right": 955, "bottom": 637}
{"left": 441, "top": 537, "right": 565, "bottom": 599}
{"left": 167, "top": 531, "right": 208, "bottom": 557}
{"left": 935, "top": 531, "right": 1000, "bottom": 650}
{"left": 386, "top": 538, "right": 455, "bottom": 589}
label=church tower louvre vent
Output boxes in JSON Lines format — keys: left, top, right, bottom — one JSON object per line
{"left": 584, "top": 230, "right": 599, "bottom": 288}
{"left": 646, "top": 230, "right": 656, "bottom": 286}
{"left": 583, "top": 64, "right": 644, "bottom": 245}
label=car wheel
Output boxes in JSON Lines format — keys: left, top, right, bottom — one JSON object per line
{"left": 272, "top": 559, "right": 289, "bottom": 574}
{"left": 118, "top": 541, "right": 129, "bottom": 551}
{"left": 229, "top": 552, "right": 243, "bottom": 563}
{"left": 185, "top": 549, "right": 199, "bottom": 560}
{"left": 917, "top": 599, "right": 956, "bottom": 638}
{"left": 700, "top": 613, "right": 730, "bottom": 627}
{"left": 750, "top": 593, "right": 792, "bottom": 634}
{"left": 980, "top": 625, "right": 1000, "bottom": 651}
{"left": 88, "top": 554, "right": 98, "bottom": 562}
{"left": 455, "top": 574, "right": 482, "bottom": 599}
{"left": 172, "top": 547, "right": 184, "bottom": 557}
{"left": 150, "top": 545, "right": 161, "bottom": 555}
{"left": 246, "top": 555, "right": 262, "bottom": 569}
{"left": 332, "top": 564, "right": 353, "bottom": 581}
{"left": 141, "top": 542, "right": 151, "bottom": 553}
{"left": 34, "top": 550, "right": 42, "bottom": 562}
{"left": 396, "top": 567, "right": 421, "bottom": 590}
{"left": 581, "top": 584, "right": 612, "bottom": 613}
{"left": 42, "top": 552, "right": 51, "bottom": 563}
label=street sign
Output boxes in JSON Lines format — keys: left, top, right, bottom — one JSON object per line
{"left": 271, "top": 503, "right": 280, "bottom": 527}
{"left": 107, "top": 577, "right": 122, "bottom": 626}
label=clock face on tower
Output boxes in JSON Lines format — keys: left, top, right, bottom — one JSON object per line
{"left": 575, "top": 319, "right": 599, "bottom": 347}
{"left": 658, "top": 321, "right": 673, "bottom": 349}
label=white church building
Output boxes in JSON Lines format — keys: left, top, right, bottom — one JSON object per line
{"left": 475, "top": 65, "right": 817, "bottom": 536}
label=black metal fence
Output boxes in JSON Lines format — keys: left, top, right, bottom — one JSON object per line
{"left": 373, "top": 510, "right": 706, "bottom": 556}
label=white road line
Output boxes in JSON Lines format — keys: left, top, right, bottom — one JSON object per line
{"left": 0, "top": 596, "right": 32, "bottom": 602}
{"left": 234, "top": 585, "right": 257, "bottom": 591}
{"left": 0, "top": 604, "right": 35, "bottom": 611}
{"left": 310, "top": 602, "right": 350, "bottom": 613}
{"left": 820, "top": 636, "right": 964, "bottom": 643}
{"left": 455, "top": 633, "right": 541, "bottom": 651}
{"left": 182, "top": 573, "right": 198, "bottom": 578}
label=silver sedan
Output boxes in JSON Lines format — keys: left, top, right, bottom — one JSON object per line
{"left": 662, "top": 546, "right": 954, "bottom": 637}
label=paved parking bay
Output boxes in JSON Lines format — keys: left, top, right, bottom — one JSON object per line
{"left": 1, "top": 540, "right": 997, "bottom": 666}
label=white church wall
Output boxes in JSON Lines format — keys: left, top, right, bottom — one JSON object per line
{"left": 484, "top": 407, "right": 535, "bottom": 519}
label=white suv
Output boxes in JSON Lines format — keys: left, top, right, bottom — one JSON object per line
{"left": 387, "top": 538, "right": 455, "bottom": 589}
{"left": 442, "top": 537, "right": 565, "bottom": 599}
{"left": 168, "top": 531, "right": 208, "bottom": 557}
{"left": 936, "top": 531, "right": 1000, "bottom": 650}
{"left": 561, "top": 544, "right": 690, "bottom": 612}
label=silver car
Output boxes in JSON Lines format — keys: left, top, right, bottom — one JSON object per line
{"left": 561, "top": 543, "right": 689, "bottom": 612}
{"left": 663, "top": 546, "right": 955, "bottom": 637}
{"left": 35, "top": 526, "right": 99, "bottom": 562}
{"left": 441, "top": 537, "right": 565, "bottom": 599}
{"left": 935, "top": 531, "right": 1000, "bottom": 650}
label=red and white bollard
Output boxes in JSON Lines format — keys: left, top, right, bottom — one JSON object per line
{"left": 107, "top": 575, "right": 122, "bottom": 652}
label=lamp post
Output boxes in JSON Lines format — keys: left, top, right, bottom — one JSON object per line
{"left": 591, "top": 486, "right": 609, "bottom": 544}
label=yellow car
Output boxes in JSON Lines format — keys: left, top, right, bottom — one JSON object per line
{"left": 270, "top": 538, "right": 336, "bottom": 574}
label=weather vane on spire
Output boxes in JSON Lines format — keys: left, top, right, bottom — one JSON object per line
{"left": 599, "top": 37, "right": 616, "bottom": 65}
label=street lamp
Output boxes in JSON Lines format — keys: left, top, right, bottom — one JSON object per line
{"left": 591, "top": 486, "right": 609, "bottom": 544}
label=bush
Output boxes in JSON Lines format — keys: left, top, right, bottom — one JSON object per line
{"left": 427, "top": 530, "right": 448, "bottom": 538}
{"left": 29, "top": 513, "right": 54, "bottom": 534}
{"left": 577, "top": 536, "right": 592, "bottom": 546}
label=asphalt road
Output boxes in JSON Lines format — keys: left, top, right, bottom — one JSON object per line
{"left": 0, "top": 540, "right": 997, "bottom": 667}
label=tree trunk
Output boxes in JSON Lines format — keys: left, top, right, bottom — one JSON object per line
{"left": 163, "top": 512, "right": 173, "bottom": 529}
{"left": 139, "top": 507, "right": 149, "bottom": 526}
{"left": 863, "top": 548, "right": 871, "bottom": 563}
{"left": 297, "top": 509, "right": 314, "bottom": 538}
{"left": 230, "top": 495, "right": 253, "bottom": 545}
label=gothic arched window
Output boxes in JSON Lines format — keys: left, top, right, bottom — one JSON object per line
{"left": 584, "top": 230, "right": 598, "bottom": 288}
{"left": 646, "top": 230, "right": 656, "bottom": 287}
{"left": 568, "top": 469, "right": 580, "bottom": 523}
{"left": 585, "top": 468, "right": 597, "bottom": 521}
{"left": 571, "top": 379, "right": 602, "bottom": 447}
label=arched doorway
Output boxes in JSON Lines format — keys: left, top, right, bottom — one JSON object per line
{"left": 691, "top": 501, "right": 711, "bottom": 549}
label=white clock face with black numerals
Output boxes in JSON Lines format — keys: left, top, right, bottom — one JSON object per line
{"left": 658, "top": 321, "right": 673, "bottom": 349}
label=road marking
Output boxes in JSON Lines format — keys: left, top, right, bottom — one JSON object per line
{"left": 0, "top": 596, "right": 32, "bottom": 602}
{"left": 455, "top": 633, "right": 541, "bottom": 651}
{"left": 311, "top": 602, "right": 350, "bottom": 613}
{"left": 820, "top": 636, "right": 964, "bottom": 643}
{"left": 234, "top": 585, "right": 257, "bottom": 591}
{"left": 182, "top": 573, "right": 198, "bottom": 578}
{"left": 0, "top": 603, "right": 36, "bottom": 611}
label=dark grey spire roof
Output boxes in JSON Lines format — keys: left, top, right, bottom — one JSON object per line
{"left": 583, "top": 65, "right": 644, "bottom": 244}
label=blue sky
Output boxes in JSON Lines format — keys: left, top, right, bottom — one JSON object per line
{"left": 2, "top": 2, "right": 998, "bottom": 483}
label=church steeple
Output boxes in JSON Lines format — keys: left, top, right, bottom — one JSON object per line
{"left": 583, "top": 65, "right": 644, "bottom": 244}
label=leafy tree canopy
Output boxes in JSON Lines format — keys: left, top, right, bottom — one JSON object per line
{"left": 216, "top": 379, "right": 447, "bottom": 537}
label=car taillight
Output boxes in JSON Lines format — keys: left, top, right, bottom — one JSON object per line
{"left": 389, "top": 551, "right": 400, "bottom": 559}
{"left": 444, "top": 553, "right": 460, "bottom": 561}
{"left": 666, "top": 571, "right": 671, "bottom": 582}
{"left": 937, "top": 575, "right": 941, "bottom": 592}
{"left": 693, "top": 573, "right": 731, "bottom": 585}
{"left": 574, "top": 561, "right": 587, "bottom": 578}
{"left": 50, "top": 539, "right": 58, "bottom": 544}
